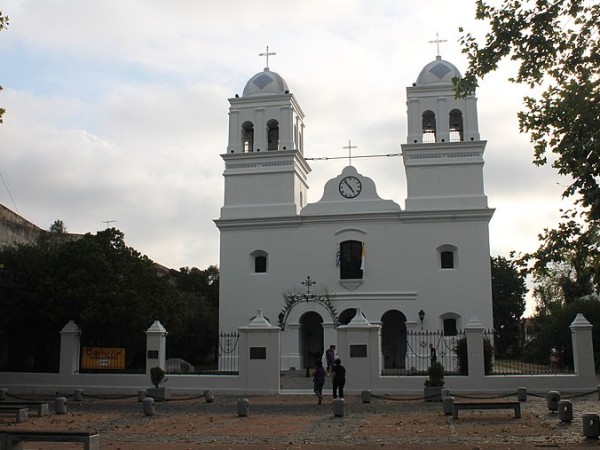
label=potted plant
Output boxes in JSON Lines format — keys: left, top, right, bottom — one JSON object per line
{"left": 424, "top": 361, "right": 445, "bottom": 402}
{"left": 147, "top": 366, "right": 170, "bottom": 401}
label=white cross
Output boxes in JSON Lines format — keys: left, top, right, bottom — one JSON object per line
{"left": 259, "top": 45, "right": 277, "bottom": 70}
{"left": 428, "top": 33, "right": 447, "bottom": 56}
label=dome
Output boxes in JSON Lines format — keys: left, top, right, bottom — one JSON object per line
{"left": 415, "top": 56, "right": 462, "bottom": 86}
{"left": 242, "top": 69, "right": 290, "bottom": 97}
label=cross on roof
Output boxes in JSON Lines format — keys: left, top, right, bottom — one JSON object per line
{"left": 259, "top": 45, "right": 277, "bottom": 70}
{"left": 342, "top": 140, "right": 358, "bottom": 166}
{"left": 428, "top": 33, "right": 447, "bottom": 57}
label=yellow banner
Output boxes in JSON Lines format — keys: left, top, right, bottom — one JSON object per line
{"left": 81, "top": 347, "right": 126, "bottom": 370}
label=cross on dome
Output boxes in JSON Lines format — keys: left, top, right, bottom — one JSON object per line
{"left": 259, "top": 45, "right": 277, "bottom": 70}
{"left": 428, "top": 33, "right": 447, "bottom": 57}
{"left": 343, "top": 140, "right": 358, "bottom": 166}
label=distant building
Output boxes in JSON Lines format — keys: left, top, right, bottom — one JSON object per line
{"left": 0, "top": 203, "right": 45, "bottom": 249}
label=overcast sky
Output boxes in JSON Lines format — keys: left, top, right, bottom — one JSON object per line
{"left": 0, "top": 1, "right": 572, "bottom": 313}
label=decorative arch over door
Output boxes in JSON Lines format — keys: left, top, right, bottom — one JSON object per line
{"left": 381, "top": 310, "right": 407, "bottom": 369}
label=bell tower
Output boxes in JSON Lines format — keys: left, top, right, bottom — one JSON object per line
{"left": 402, "top": 54, "right": 488, "bottom": 211}
{"left": 220, "top": 60, "right": 310, "bottom": 219}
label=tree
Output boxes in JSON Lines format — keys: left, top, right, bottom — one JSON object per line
{"left": 456, "top": 0, "right": 600, "bottom": 298}
{"left": 0, "top": 228, "right": 186, "bottom": 371}
{"left": 49, "top": 219, "right": 67, "bottom": 234}
{"left": 0, "top": 11, "right": 7, "bottom": 123}
{"left": 491, "top": 256, "right": 527, "bottom": 357}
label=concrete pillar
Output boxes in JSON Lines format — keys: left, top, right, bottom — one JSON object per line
{"left": 517, "top": 387, "right": 528, "bottom": 402}
{"left": 137, "top": 390, "right": 146, "bottom": 402}
{"left": 238, "top": 309, "right": 281, "bottom": 394}
{"left": 464, "top": 317, "right": 485, "bottom": 382}
{"left": 335, "top": 308, "right": 380, "bottom": 394}
{"left": 583, "top": 413, "right": 600, "bottom": 438}
{"left": 559, "top": 400, "right": 573, "bottom": 422}
{"left": 333, "top": 398, "right": 344, "bottom": 417}
{"left": 54, "top": 397, "right": 67, "bottom": 414}
{"left": 361, "top": 390, "right": 371, "bottom": 404}
{"left": 443, "top": 396, "right": 454, "bottom": 415}
{"left": 59, "top": 320, "right": 81, "bottom": 375}
{"left": 237, "top": 398, "right": 249, "bottom": 417}
{"left": 204, "top": 390, "right": 214, "bottom": 403}
{"left": 145, "top": 321, "right": 167, "bottom": 376}
{"left": 547, "top": 391, "right": 560, "bottom": 412}
{"left": 73, "top": 389, "right": 83, "bottom": 401}
{"left": 570, "top": 314, "right": 595, "bottom": 382}
{"left": 143, "top": 397, "right": 155, "bottom": 416}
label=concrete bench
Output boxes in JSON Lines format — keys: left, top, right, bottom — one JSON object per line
{"left": 0, "top": 430, "right": 100, "bottom": 450}
{"left": 0, "top": 406, "right": 28, "bottom": 423}
{"left": 452, "top": 400, "right": 521, "bottom": 419}
{"left": 0, "top": 401, "right": 49, "bottom": 416}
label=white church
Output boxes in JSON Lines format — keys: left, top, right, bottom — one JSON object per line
{"left": 215, "top": 52, "right": 495, "bottom": 371}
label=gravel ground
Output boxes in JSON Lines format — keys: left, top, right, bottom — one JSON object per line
{"left": 2, "top": 372, "right": 600, "bottom": 449}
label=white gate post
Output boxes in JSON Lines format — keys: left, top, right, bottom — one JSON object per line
{"left": 570, "top": 314, "right": 595, "bottom": 382}
{"left": 59, "top": 320, "right": 81, "bottom": 375}
{"left": 464, "top": 316, "right": 485, "bottom": 386}
{"left": 145, "top": 321, "right": 167, "bottom": 375}
{"left": 238, "top": 309, "right": 281, "bottom": 394}
{"left": 336, "top": 308, "right": 380, "bottom": 394}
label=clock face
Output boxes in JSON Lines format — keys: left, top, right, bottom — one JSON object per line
{"left": 339, "top": 176, "right": 362, "bottom": 198}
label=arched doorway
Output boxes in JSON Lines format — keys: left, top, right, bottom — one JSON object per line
{"left": 300, "top": 311, "right": 324, "bottom": 369}
{"left": 381, "top": 310, "right": 407, "bottom": 369}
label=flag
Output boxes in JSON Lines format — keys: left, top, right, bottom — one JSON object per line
{"left": 335, "top": 243, "right": 340, "bottom": 267}
{"left": 360, "top": 242, "right": 366, "bottom": 271}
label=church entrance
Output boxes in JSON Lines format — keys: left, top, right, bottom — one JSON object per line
{"left": 299, "top": 311, "right": 323, "bottom": 369}
{"left": 381, "top": 310, "right": 407, "bottom": 369}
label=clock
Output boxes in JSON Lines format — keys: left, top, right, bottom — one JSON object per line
{"left": 338, "top": 176, "right": 362, "bottom": 198}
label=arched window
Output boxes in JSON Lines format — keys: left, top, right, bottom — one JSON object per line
{"left": 449, "top": 109, "right": 464, "bottom": 142}
{"left": 340, "top": 240, "right": 363, "bottom": 279}
{"left": 443, "top": 318, "right": 458, "bottom": 336}
{"left": 422, "top": 110, "right": 436, "bottom": 143}
{"left": 437, "top": 244, "right": 458, "bottom": 270}
{"left": 241, "top": 122, "right": 254, "bottom": 152}
{"left": 267, "top": 119, "right": 279, "bottom": 151}
{"left": 250, "top": 250, "right": 268, "bottom": 273}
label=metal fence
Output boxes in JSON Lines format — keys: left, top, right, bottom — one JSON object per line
{"left": 486, "top": 329, "right": 574, "bottom": 375}
{"left": 380, "top": 328, "right": 576, "bottom": 377}
{"left": 381, "top": 330, "right": 464, "bottom": 376}
{"left": 165, "top": 331, "right": 239, "bottom": 374}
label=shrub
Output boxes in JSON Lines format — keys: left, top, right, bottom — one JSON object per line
{"left": 424, "top": 361, "right": 445, "bottom": 387}
{"left": 150, "top": 366, "right": 166, "bottom": 388}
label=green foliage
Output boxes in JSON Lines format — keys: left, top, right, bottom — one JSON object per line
{"left": 49, "top": 219, "right": 67, "bottom": 234}
{"left": 424, "top": 361, "right": 445, "bottom": 387}
{"left": 456, "top": 0, "right": 600, "bottom": 305}
{"left": 150, "top": 366, "right": 166, "bottom": 388}
{"left": 0, "top": 228, "right": 186, "bottom": 371}
{"left": 456, "top": 337, "right": 494, "bottom": 375}
{"left": 491, "top": 256, "right": 527, "bottom": 357}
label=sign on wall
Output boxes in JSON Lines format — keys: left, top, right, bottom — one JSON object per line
{"left": 81, "top": 347, "right": 126, "bottom": 370}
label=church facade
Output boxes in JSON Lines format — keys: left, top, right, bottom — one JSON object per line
{"left": 215, "top": 55, "right": 494, "bottom": 371}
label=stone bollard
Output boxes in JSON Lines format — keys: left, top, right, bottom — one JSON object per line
{"left": 558, "top": 400, "right": 573, "bottom": 422}
{"left": 0, "top": 388, "right": 8, "bottom": 400}
{"left": 583, "top": 413, "right": 600, "bottom": 439}
{"left": 73, "top": 389, "right": 83, "bottom": 401}
{"left": 442, "top": 396, "right": 454, "bottom": 416}
{"left": 54, "top": 397, "right": 67, "bottom": 415}
{"left": 517, "top": 387, "right": 528, "bottom": 402}
{"left": 547, "top": 391, "right": 560, "bottom": 412}
{"left": 441, "top": 388, "right": 450, "bottom": 399}
{"left": 143, "top": 397, "right": 155, "bottom": 416}
{"left": 204, "top": 390, "right": 215, "bottom": 403}
{"left": 137, "top": 390, "right": 146, "bottom": 402}
{"left": 237, "top": 398, "right": 249, "bottom": 417}
{"left": 333, "top": 398, "right": 344, "bottom": 417}
{"left": 361, "top": 390, "right": 371, "bottom": 404}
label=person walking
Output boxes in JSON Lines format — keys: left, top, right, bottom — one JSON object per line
{"left": 331, "top": 358, "right": 346, "bottom": 399}
{"left": 312, "top": 359, "right": 326, "bottom": 404}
